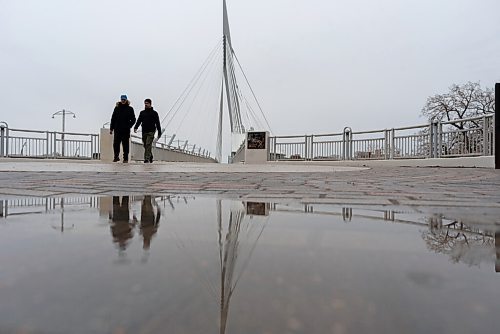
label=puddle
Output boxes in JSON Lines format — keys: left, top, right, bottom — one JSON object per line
{"left": 0, "top": 196, "right": 499, "bottom": 334}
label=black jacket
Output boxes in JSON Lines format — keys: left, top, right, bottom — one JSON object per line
{"left": 110, "top": 103, "right": 136, "bottom": 133}
{"left": 134, "top": 108, "right": 162, "bottom": 137}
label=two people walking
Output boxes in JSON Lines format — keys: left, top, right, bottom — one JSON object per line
{"left": 110, "top": 95, "right": 162, "bottom": 163}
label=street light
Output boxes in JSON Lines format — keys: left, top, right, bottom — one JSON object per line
{"left": 52, "top": 109, "right": 76, "bottom": 157}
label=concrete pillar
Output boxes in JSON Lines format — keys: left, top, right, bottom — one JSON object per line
{"left": 244, "top": 131, "right": 270, "bottom": 164}
{"left": 100, "top": 128, "right": 114, "bottom": 162}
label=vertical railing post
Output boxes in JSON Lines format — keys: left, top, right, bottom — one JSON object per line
{"left": 429, "top": 121, "right": 434, "bottom": 158}
{"left": 429, "top": 120, "right": 439, "bottom": 158}
{"left": 437, "top": 122, "right": 443, "bottom": 158}
{"left": 0, "top": 123, "right": 6, "bottom": 157}
{"left": 304, "top": 135, "right": 308, "bottom": 160}
{"left": 53, "top": 132, "right": 57, "bottom": 158}
{"left": 435, "top": 121, "right": 440, "bottom": 158}
{"left": 5, "top": 127, "right": 9, "bottom": 157}
{"left": 45, "top": 131, "right": 50, "bottom": 158}
{"left": 350, "top": 132, "right": 354, "bottom": 160}
{"left": 273, "top": 137, "right": 277, "bottom": 161}
{"left": 495, "top": 83, "right": 499, "bottom": 169}
{"left": 342, "top": 130, "right": 347, "bottom": 160}
{"left": 310, "top": 135, "right": 314, "bottom": 161}
{"left": 483, "top": 115, "right": 488, "bottom": 156}
{"left": 343, "top": 127, "right": 352, "bottom": 160}
{"left": 384, "top": 130, "right": 390, "bottom": 160}
{"left": 89, "top": 135, "right": 93, "bottom": 159}
{"left": 390, "top": 128, "right": 395, "bottom": 159}
{"left": 167, "top": 134, "right": 176, "bottom": 147}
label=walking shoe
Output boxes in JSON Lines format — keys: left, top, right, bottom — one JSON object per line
{"left": 113, "top": 157, "right": 119, "bottom": 162}
{"left": 144, "top": 159, "right": 149, "bottom": 163}
{"left": 123, "top": 160, "right": 128, "bottom": 163}
{"left": 149, "top": 156, "right": 153, "bottom": 163}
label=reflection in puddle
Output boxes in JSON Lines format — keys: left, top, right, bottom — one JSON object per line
{"left": 0, "top": 197, "right": 499, "bottom": 334}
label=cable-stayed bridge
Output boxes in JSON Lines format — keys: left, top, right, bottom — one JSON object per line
{"left": 157, "top": 0, "right": 272, "bottom": 163}
{"left": 0, "top": 1, "right": 497, "bottom": 167}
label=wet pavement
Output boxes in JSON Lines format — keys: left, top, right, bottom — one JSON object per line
{"left": 0, "top": 196, "right": 499, "bottom": 334}
{"left": 0, "top": 160, "right": 500, "bottom": 333}
{"left": 1, "top": 160, "right": 499, "bottom": 223}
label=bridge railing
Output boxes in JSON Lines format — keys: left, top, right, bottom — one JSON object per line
{"left": 0, "top": 125, "right": 99, "bottom": 159}
{"left": 130, "top": 134, "right": 212, "bottom": 159}
{"left": 270, "top": 114, "right": 494, "bottom": 161}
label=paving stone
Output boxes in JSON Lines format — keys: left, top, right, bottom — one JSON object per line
{"left": 0, "top": 160, "right": 499, "bottom": 218}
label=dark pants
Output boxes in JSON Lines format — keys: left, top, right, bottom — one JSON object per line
{"left": 142, "top": 132, "right": 155, "bottom": 160}
{"left": 113, "top": 131, "right": 130, "bottom": 160}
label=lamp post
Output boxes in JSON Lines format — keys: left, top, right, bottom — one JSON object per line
{"left": 52, "top": 109, "right": 76, "bottom": 157}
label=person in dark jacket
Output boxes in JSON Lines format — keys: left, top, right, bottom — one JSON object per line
{"left": 110, "top": 95, "right": 136, "bottom": 162}
{"left": 134, "top": 98, "right": 162, "bottom": 163}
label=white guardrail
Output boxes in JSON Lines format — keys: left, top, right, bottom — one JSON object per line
{"left": 0, "top": 125, "right": 99, "bottom": 159}
{"left": 269, "top": 114, "right": 495, "bottom": 161}
{"left": 0, "top": 123, "right": 214, "bottom": 161}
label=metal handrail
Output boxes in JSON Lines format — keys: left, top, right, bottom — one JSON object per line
{"left": 270, "top": 114, "right": 495, "bottom": 162}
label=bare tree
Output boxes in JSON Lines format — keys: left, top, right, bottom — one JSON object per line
{"left": 421, "top": 82, "right": 495, "bottom": 155}
{"left": 422, "top": 81, "right": 495, "bottom": 128}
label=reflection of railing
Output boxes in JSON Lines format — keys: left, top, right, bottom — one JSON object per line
{"left": 270, "top": 203, "right": 499, "bottom": 272}
{"left": 0, "top": 126, "right": 99, "bottom": 159}
{"left": 0, "top": 197, "right": 98, "bottom": 218}
{"left": 269, "top": 114, "right": 495, "bottom": 161}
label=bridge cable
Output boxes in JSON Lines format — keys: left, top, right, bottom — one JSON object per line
{"left": 172, "top": 44, "right": 224, "bottom": 137}
{"left": 232, "top": 50, "right": 273, "bottom": 134}
{"left": 160, "top": 39, "right": 223, "bottom": 127}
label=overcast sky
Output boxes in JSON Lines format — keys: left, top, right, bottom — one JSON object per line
{"left": 1, "top": 0, "right": 499, "bottom": 155}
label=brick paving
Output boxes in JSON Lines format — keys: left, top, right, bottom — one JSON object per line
{"left": 1, "top": 160, "right": 499, "bottom": 223}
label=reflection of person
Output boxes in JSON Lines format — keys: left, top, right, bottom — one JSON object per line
{"left": 140, "top": 196, "right": 161, "bottom": 250}
{"left": 496, "top": 232, "right": 500, "bottom": 273}
{"left": 110, "top": 196, "right": 135, "bottom": 251}
{"left": 110, "top": 95, "right": 136, "bottom": 163}
{"left": 134, "top": 99, "right": 162, "bottom": 163}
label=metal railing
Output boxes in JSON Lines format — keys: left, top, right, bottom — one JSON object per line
{"left": 130, "top": 134, "right": 212, "bottom": 159}
{"left": 102, "top": 122, "right": 213, "bottom": 160}
{"left": 0, "top": 124, "right": 99, "bottom": 159}
{"left": 270, "top": 114, "right": 495, "bottom": 161}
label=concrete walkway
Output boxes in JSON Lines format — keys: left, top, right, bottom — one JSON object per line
{"left": 1, "top": 159, "right": 499, "bottom": 224}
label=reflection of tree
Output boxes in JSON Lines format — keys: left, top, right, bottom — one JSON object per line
{"left": 422, "top": 216, "right": 495, "bottom": 267}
